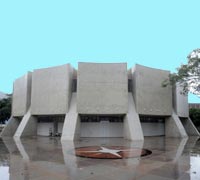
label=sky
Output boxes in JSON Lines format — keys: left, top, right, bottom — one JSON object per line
{"left": 0, "top": 0, "right": 199, "bottom": 103}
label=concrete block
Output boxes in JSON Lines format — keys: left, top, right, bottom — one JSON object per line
{"left": 12, "top": 72, "right": 32, "bottom": 117}
{"left": 132, "top": 64, "right": 172, "bottom": 116}
{"left": 31, "top": 64, "right": 73, "bottom": 115}
{"left": 77, "top": 63, "right": 128, "bottom": 114}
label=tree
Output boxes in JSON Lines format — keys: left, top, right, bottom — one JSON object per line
{"left": 163, "top": 48, "right": 200, "bottom": 97}
{"left": 189, "top": 108, "right": 200, "bottom": 128}
{"left": 0, "top": 95, "right": 12, "bottom": 124}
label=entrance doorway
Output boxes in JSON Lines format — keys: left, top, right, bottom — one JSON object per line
{"left": 140, "top": 115, "right": 165, "bottom": 136}
{"left": 80, "top": 115, "right": 124, "bottom": 138}
{"left": 37, "top": 115, "right": 64, "bottom": 136}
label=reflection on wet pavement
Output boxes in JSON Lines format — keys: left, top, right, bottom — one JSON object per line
{"left": 0, "top": 136, "right": 200, "bottom": 180}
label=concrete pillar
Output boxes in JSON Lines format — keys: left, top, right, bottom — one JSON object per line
{"left": 123, "top": 93, "right": 144, "bottom": 141}
{"left": 61, "top": 93, "right": 80, "bottom": 141}
{"left": 165, "top": 111, "right": 188, "bottom": 138}
{"left": 14, "top": 108, "right": 37, "bottom": 138}
{"left": 0, "top": 117, "right": 20, "bottom": 137}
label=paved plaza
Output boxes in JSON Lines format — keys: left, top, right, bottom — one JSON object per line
{"left": 0, "top": 136, "right": 200, "bottom": 180}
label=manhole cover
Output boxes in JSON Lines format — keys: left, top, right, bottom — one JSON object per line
{"left": 75, "top": 146, "right": 152, "bottom": 159}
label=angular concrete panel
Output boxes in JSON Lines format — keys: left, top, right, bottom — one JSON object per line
{"left": 0, "top": 117, "right": 20, "bottom": 137}
{"left": 181, "top": 117, "right": 200, "bottom": 136}
{"left": 123, "top": 93, "right": 144, "bottom": 140}
{"left": 12, "top": 72, "right": 32, "bottom": 117}
{"left": 14, "top": 109, "right": 37, "bottom": 138}
{"left": 132, "top": 64, "right": 172, "bottom": 116}
{"left": 61, "top": 93, "right": 80, "bottom": 141}
{"left": 173, "top": 84, "right": 189, "bottom": 117}
{"left": 165, "top": 111, "right": 188, "bottom": 138}
{"left": 77, "top": 63, "right": 128, "bottom": 114}
{"left": 31, "top": 64, "right": 73, "bottom": 115}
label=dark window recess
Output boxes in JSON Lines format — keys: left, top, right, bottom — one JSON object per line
{"left": 72, "top": 79, "right": 77, "bottom": 92}
{"left": 140, "top": 116, "right": 165, "bottom": 123}
{"left": 80, "top": 115, "right": 124, "bottom": 123}
{"left": 179, "top": 117, "right": 188, "bottom": 121}
{"left": 128, "top": 79, "right": 132, "bottom": 92}
{"left": 37, "top": 115, "right": 65, "bottom": 123}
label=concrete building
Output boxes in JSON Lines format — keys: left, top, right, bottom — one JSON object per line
{"left": 1, "top": 63, "right": 199, "bottom": 140}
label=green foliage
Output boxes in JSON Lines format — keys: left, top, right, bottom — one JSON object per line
{"left": 189, "top": 108, "right": 200, "bottom": 127}
{"left": 0, "top": 95, "right": 12, "bottom": 124}
{"left": 163, "top": 49, "right": 200, "bottom": 97}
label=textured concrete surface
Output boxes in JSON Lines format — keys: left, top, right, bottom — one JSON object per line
{"left": 12, "top": 72, "right": 32, "bottom": 117}
{"left": 61, "top": 93, "right": 80, "bottom": 141}
{"left": 165, "top": 111, "right": 188, "bottom": 138}
{"left": 173, "top": 84, "right": 189, "bottom": 117}
{"left": 14, "top": 109, "right": 37, "bottom": 138}
{"left": 132, "top": 64, "right": 172, "bottom": 116}
{"left": 123, "top": 93, "right": 144, "bottom": 140}
{"left": 0, "top": 117, "right": 21, "bottom": 137}
{"left": 31, "top": 64, "right": 73, "bottom": 115}
{"left": 77, "top": 63, "right": 128, "bottom": 114}
{"left": 1, "top": 136, "right": 200, "bottom": 180}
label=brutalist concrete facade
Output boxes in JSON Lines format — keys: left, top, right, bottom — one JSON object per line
{"left": 77, "top": 63, "right": 128, "bottom": 114}
{"left": 12, "top": 72, "right": 32, "bottom": 117}
{"left": 132, "top": 64, "right": 172, "bottom": 116}
{"left": 1, "top": 62, "right": 199, "bottom": 140}
{"left": 31, "top": 64, "right": 73, "bottom": 115}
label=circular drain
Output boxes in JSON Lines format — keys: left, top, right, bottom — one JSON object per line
{"left": 75, "top": 146, "right": 152, "bottom": 159}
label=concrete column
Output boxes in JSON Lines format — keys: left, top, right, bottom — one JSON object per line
{"left": 123, "top": 93, "right": 144, "bottom": 141}
{"left": 14, "top": 108, "right": 37, "bottom": 138}
{"left": 0, "top": 117, "right": 20, "bottom": 137}
{"left": 165, "top": 111, "right": 188, "bottom": 138}
{"left": 61, "top": 93, "right": 80, "bottom": 141}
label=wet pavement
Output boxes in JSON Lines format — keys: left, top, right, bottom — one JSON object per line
{"left": 0, "top": 136, "right": 200, "bottom": 180}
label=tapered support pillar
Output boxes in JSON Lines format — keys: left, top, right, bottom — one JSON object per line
{"left": 123, "top": 93, "right": 144, "bottom": 141}
{"left": 0, "top": 117, "right": 20, "bottom": 137}
{"left": 14, "top": 109, "right": 37, "bottom": 138}
{"left": 165, "top": 111, "right": 188, "bottom": 138}
{"left": 61, "top": 93, "right": 80, "bottom": 141}
{"left": 183, "top": 117, "right": 200, "bottom": 136}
